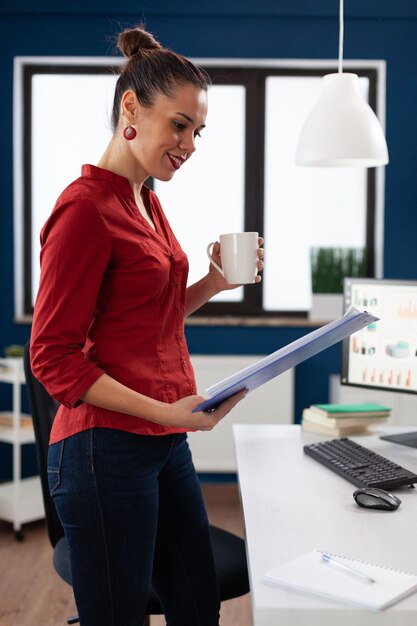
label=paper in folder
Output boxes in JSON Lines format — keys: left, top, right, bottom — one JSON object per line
{"left": 192, "top": 306, "right": 378, "bottom": 413}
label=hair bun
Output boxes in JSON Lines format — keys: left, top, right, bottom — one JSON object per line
{"left": 117, "top": 25, "right": 162, "bottom": 58}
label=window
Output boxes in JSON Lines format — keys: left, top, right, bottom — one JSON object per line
{"left": 263, "top": 74, "right": 370, "bottom": 311}
{"left": 153, "top": 83, "right": 246, "bottom": 305}
{"left": 14, "top": 58, "right": 386, "bottom": 319}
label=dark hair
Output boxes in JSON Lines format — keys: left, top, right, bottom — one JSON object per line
{"left": 111, "top": 25, "right": 210, "bottom": 131}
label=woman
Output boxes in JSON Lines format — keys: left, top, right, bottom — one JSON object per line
{"left": 31, "top": 24, "right": 263, "bottom": 626}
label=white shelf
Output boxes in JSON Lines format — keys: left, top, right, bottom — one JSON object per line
{"left": 0, "top": 477, "right": 44, "bottom": 528}
{"left": 0, "top": 357, "right": 25, "bottom": 384}
{"left": 0, "top": 429, "right": 35, "bottom": 445}
{"left": 0, "top": 356, "right": 44, "bottom": 534}
{"left": 0, "top": 412, "right": 35, "bottom": 444}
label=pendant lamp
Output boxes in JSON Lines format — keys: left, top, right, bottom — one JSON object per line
{"left": 295, "top": 0, "right": 389, "bottom": 167}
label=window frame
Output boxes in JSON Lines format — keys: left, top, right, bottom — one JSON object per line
{"left": 13, "top": 57, "right": 386, "bottom": 321}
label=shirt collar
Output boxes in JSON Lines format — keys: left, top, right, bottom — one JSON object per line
{"left": 81, "top": 164, "right": 134, "bottom": 196}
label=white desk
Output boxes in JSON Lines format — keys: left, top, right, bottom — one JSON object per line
{"left": 234, "top": 424, "right": 417, "bottom": 626}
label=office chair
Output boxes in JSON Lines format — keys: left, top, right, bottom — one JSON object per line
{"left": 23, "top": 343, "right": 249, "bottom": 625}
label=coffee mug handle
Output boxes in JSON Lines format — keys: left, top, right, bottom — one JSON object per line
{"left": 206, "top": 242, "right": 224, "bottom": 277}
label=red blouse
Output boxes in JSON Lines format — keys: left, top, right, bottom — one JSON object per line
{"left": 30, "top": 165, "right": 197, "bottom": 444}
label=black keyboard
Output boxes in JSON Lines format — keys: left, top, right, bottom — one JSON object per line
{"left": 304, "top": 438, "right": 417, "bottom": 490}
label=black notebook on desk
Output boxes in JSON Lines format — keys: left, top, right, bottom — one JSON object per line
{"left": 192, "top": 306, "right": 378, "bottom": 413}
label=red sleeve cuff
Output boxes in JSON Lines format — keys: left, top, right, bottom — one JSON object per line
{"left": 55, "top": 365, "right": 105, "bottom": 409}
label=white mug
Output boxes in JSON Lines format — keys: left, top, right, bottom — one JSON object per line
{"left": 207, "top": 232, "right": 259, "bottom": 284}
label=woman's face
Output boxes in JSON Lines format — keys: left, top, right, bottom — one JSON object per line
{"left": 127, "top": 83, "right": 208, "bottom": 183}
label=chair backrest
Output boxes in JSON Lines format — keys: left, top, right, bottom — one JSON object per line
{"left": 23, "top": 342, "right": 64, "bottom": 548}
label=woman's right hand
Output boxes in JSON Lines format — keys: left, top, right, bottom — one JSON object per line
{"left": 80, "top": 372, "right": 247, "bottom": 431}
{"left": 164, "top": 388, "right": 248, "bottom": 431}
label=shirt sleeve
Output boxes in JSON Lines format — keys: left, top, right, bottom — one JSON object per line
{"left": 30, "top": 188, "right": 112, "bottom": 408}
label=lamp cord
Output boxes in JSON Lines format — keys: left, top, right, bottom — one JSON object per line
{"left": 338, "top": 0, "right": 344, "bottom": 73}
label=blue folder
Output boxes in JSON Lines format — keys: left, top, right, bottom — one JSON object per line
{"left": 192, "top": 306, "right": 378, "bottom": 413}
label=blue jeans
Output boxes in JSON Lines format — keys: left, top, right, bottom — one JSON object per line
{"left": 48, "top": 429, "right": 220, "bottom": 626}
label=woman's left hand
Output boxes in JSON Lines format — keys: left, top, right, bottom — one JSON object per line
{"left": 208, "top": 236, "right": 264, "bottom": 292}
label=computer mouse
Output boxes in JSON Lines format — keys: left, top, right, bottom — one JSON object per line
{"left": 353, "top": 487, "right": 401, "bottom": 511}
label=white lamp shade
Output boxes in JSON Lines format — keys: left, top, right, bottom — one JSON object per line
{"left": 295, "top": 73, "right": 389, "bottom": 167}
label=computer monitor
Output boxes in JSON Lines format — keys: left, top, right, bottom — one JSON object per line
{"left": 341, "top": 277, "right": 417, "bottom": 448}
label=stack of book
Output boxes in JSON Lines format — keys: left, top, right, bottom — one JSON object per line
{"left": 0, "top": 412, "right": 33, "bottom": 429}
{"left": 301, "top": 403, "right": 391, "bottom": 436}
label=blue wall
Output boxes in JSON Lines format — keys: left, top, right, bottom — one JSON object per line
{"left": 1, "top": 2, "right": 416, "bottom": 476}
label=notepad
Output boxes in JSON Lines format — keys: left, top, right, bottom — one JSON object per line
{"left": 263, "top": 550, "right": 417, "bottom": 610}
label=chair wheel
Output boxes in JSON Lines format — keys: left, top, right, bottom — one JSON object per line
{"left": 14, "top": 529, "right": 24, "bottom": 541}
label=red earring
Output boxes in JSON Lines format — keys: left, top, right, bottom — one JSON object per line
{"left": 123, "top": 126, "right": 137, "bottom": 140}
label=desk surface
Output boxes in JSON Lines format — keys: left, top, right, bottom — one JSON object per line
{"left": 234, "top": 424, "right": 417, "bottom": 626}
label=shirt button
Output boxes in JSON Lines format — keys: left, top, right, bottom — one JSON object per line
{"left": 175, "top": 281, "right": 179, "bottom": 288}
{"left": 182, "top": 359, "right": 187, "bottom": 368}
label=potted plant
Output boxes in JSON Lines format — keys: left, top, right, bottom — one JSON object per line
{"left": 3, "top": 344, "right": 25, "bottom": 358}
{"left": 309, "top": 247, "right": 367, "bottom": 320}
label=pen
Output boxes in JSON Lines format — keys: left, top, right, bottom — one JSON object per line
{"left": 321, "top": 553, "right": 375, "bottom": 584}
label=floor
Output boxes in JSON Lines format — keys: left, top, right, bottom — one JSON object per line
{"left": 0, "top": 483, "right": 252, "bottom": 626}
